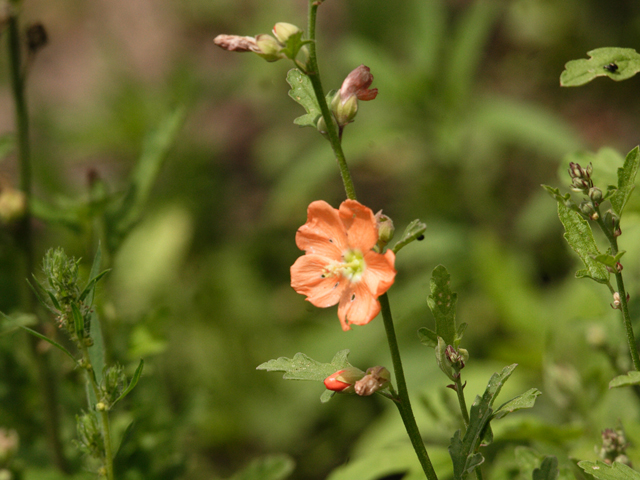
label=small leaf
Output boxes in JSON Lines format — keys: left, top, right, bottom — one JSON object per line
{"left": 286, "top": 68, "right": 321, "bottom": 128}
{"left": 0, "top": 311, "right": 36, "bottom": 334}
{"left": 71, "top": 303, "right": 84, "bottom": 337}
{"left": 533, "top": 456, "right": 559, "bottom": 480}
{"left": 593, "top": 251, "right": 626, "bottom": 269}
{"left": 78, "top": 270, "right": 110, "bottom": 303}
{"left": 20, "top": 325, "right": 77, "bottom": 363}
{"left": 578, "top": 461, "right": 640, "bottom": 480}
{"left": 557, "top": 201, "right": 609, "bottom": 284}
{"left": 455, "top": 323, "right": 468, "bottom": 345}
{"left": 320, "top": 390, "right": 336, "bottom": 403}
{"left": 115, "top": 421, "right": 136, "bottom": 459}
{"left": 257, "top": 350, "right": 354, "bottom": 382}
{"left": 417, "top": 327, "right": 438, "bottom": 348}
{"left": 610, "top": 146, "right": 640, "bottom": 216}
{"left": 561, "top": 48, "right": 640, "bottom": 87}
{"left": 27, "top": 277, "right": 59, "bottom": 315}
{"left": 112, "top": 359, "right": 144, "bottom": 406}
{"left": 609, "top": 371, "right": 640, "bottom": 388}
{"left": 493, "top": 388, "right": 541, "bottom": 420}
{"left": 427, "top": 265, "right": 457, "bottom": 347}
{"left": 392, "top": 219, "right": 427, "bottom": 254}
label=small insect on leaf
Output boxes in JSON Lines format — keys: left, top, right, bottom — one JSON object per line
{"left": 603, "top": 63, "right": 619, "bottom": 73}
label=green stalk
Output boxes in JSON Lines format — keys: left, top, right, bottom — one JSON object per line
{"left": 8, "top": 10, "right": 69, "bottom": 473}
{"left": 380, "top": 294, "right": 439, "bottom": 480}
{"left": 306, "top": 0, "right": 357, "bottom": 201}
{"left": 595, "top": 215, "right": 640, "bottom": 371}
{"left": 453, "top": 376, "right": 470, "bottom": 429}
{"left": 80, "top": 343, "right": 115, "bottom": 480}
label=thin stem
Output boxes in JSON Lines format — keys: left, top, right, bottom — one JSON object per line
{"left": 306, "top": 0, "right": 357, "bottom": 200}
{"left": 80, "top": 343, "right": 115, "bottom": 480}
{"left": 595, "top": 215, "right": 640, "bottom": 371}
{"left": 8, "top": 11, "right": 70, "bottom": 473}
{"left": 453, "top": 376, "right": 470, "bottom": 429}
{"left": 380, "top": 294, "right": 439, "bottom": 480}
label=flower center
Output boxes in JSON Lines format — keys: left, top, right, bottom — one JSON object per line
{"left": 340, "top": 248, "right": 366, "bottom": 283}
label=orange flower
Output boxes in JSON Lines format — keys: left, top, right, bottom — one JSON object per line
{"left": 291, "top": 200, "right": 396, "bottom": 331}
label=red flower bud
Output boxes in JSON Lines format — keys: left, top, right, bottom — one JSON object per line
{"left": 324, "top": 367, "right": 365, "bottom": 392}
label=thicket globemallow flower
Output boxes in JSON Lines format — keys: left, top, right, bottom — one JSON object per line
{"left": 291, "top": 200, "right": 396, "bottom": 331}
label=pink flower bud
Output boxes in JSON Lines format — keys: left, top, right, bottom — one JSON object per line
{"left": 339, "top": 65, "right": 378, "bottom": 103}
{"left": 214, "top": 34, "right": 259, "bottom": 53}
{"left": 324, "top": 367, "right": 365, "bottom": 392}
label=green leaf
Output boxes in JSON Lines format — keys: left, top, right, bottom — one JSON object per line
{"left": 392, "top": 219, "right": 427, "bottom": 254}
{"left": 610, "top": 146, "right": 640, "bottom": 216}
{"left": 578, "top": 461, "right": 640, "bottom": 480}
{"left": 0, "top": 311, "right": 37, "bottom": 334}
{"left": 427, "top": 265, "right": 457, "bottom": 347}
{"left": 286, "top": 68, "right": 321, "bottom": 128}
{"left": 229, "top": 454, "right": 295, "bottom": 480}
{"left": 593, "top": 251, "right": 626, "bottom": 269}
{"left": 417, "top": 327, "right": 438, "bottom": 348}
{"left": 449, "top": 364, "right": 517, "bottom": 480}
{"left": 257, "top": 350, "right": 354, "bottom": 382}
{"left": 19, "top": 325, "right": 77, "bottom": 363}
{"left": 280, "top": 31, "right": 305, "bottom": 61}
{"left": 556, "top": 201, "right": 609, "bottom": 284}
{"left": 85, "top": 245, "right": 106, "bottom": 383}
{"left": 561, "top": 48, "right": 640, "bottom": 87}
{"left": 114, "top": 421, "right": 136, "bottom": 459}
{"left": 112, "top": 359, "right": 144, "bottom": 407}
{"left": 533, "top": 456, "right": 559, "bottom": 480}
{"left": 456, "top": 323, "right": 468, "bottom": 344}
{"left": 71, "top": 303, "right": 84, "bottom": 337}
{"left": 609, "top": 371, "right": 640, "bottom": 388}
{"left": 493, "top": 388, "right": 541, "bottom": 420}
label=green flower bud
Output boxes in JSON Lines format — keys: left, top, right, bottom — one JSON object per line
{"left": 331, "top": 91, "right": 358, "bottom": 126}
{"left": 589, "top": 187, "right": 603, "bottom": 204}
{"left": 375, "top": 211, "right": 395, "bottom": 249}
{"left": 254, "top": 34, "right": 284, "bottom": 62}
{"left": 272, "top": 22, "right": 301, "bottom": 44}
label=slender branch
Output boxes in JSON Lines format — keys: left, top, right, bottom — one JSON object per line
{"left": 306, "top": 0, "right": 357, "bottom": 200}
{"left": 8, "top": 11, "right": 70, "bottom": 473}
{"left": 453, "top": 376, "right": 470, "bottom": 429}
{"left": 595, "top": 215, "right": 640, "bottom": 371}
{"left": 379, "top": 294, "right": 439, "bottom": 480}
{"left": 80, "top": 343, "right": 115, "bottom": 480}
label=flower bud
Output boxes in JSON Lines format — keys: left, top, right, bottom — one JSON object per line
{"left": 324, "top": 367, "right": 365, "bottom": 392}
{"left": 316, "top": 115, "right": 329, "bottom": 136}
{"left": 214, "top": 34, "right": 259, "bottom": 53}
{"left": 272, "top": 22, "right": 301, "bottom": 44}
{"left": 568, "top": 162, "right": 593, "bottom": 193}
{"left": 254, "top": 34, "right": 285, "bottom": 62}
{"left": 330, "top": 65, "right": 378, "bottom": 127}
{"left": 375, "top": 211, "right": 395, "bottom": 249}
{"left": 354, "top": 366, "right": 390, "bottom": 396}
{"left": 331, "top": 92, "right": 358, "bottom": 126}
{"left": 600, "top": 427, "right": 630, "bottom": 465}
{"left": 588, "top": 187, "right": 603, "bottom": 204}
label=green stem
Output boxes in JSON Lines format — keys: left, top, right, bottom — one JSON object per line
{"left": 80, "top": 343, "right": 115, "bottom": 480}
{"left": 8, "top": 11, "right": 70, "bottom": 473}
{"left": 380, "top": 294, "right": 439, "bottom": 480}
{"left": 453, "top": 376, "right": 470, "bottom": 429}
{"left": 306, "top": 0, "right": 357, "bottom": 200}
{"left": 595, "top": 215, "right": 640, "bottom": 371}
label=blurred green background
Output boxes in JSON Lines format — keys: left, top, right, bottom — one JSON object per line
{"left": 2, "top": 0, "right": 640, "bottom": 478}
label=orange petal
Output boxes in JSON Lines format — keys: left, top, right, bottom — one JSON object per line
{"left": 296, "top": 201, "right": 348, "bottom": 257}
{"left": 338, "top": 200, "right": 378, "bottom": 251}
{"left": 362, "top": 249, "right": 396, "bottom": 296}
{"left": 337, "top": 282, "right": 381, "bottom": 331}
{"left": 291, "top": 255, "right": 348, "bottom": 308}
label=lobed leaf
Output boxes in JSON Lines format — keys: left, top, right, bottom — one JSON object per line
{"left": 610, "top": 146, "right": 640, "bottom": 216}
{"left": 417, "top": 327, "right": 438, "bottom": 348}
{"left": 286, "top": 69, "right": 321, "bottom": 128}
{"left": 561, "top": 48, "right": 640, "bottom": 87}
{"left": 427, "top": 265, "right": 457, "bottom": 347}
{"left": 556, "top": 201, "right": 609, "bottom": 284}
{"left": 578, "top": 461, "right": 640, "bottom": 480}
{"left": 609, "top": 371, "right": 640, "bottom": 388}
{"left": 257, "top": 350, "right": 354, "bottom": 383}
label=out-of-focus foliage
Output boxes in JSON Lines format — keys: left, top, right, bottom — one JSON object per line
{"left": 2, "top": 0, "right": 640, "bottom": 479}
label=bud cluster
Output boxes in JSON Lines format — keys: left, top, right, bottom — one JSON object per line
{"left": 99, "top": 364, "right": 127, "bottom": 409}
{"left": 324, "top": 365, "right": 390, "bottom": 397}
{"left": 436, "top": 337, "right": 469, "bottom": 383}
{"left": 329, "top": 65, "right": 378, "bottom": 128}
{"left": 75, "top": 412, "right": 102, "bottom": 459}
{"left": 568, "top": 162, "right": 593, "bottom": 194}
{"left": 214, "top": 23, "right": 306, "bottom": 64}
{"left": 599, "top": 427, "right": 630, "bottom": 466}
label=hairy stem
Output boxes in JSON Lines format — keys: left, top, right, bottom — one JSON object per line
{"left": 8, "top": 11, "right": 69, "bottom": 473}
{"left": 380, "top": 294, "right": 439, "bottom": 480}
{"left": 306, "top": 0, "right": 357, "bottom": 200}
